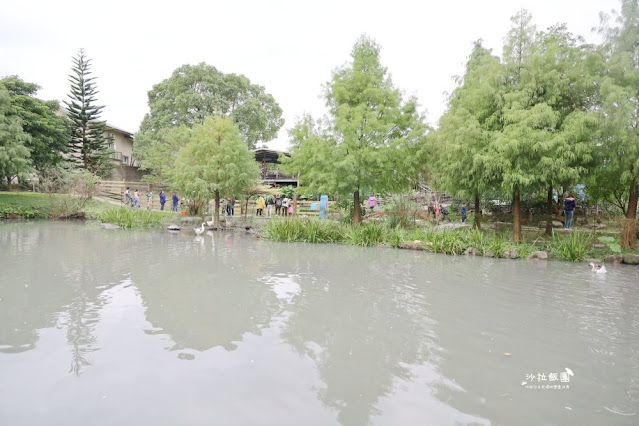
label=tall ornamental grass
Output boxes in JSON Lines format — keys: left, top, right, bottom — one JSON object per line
{"left": 264, "top": 218, "right": 346, "bottom": 243}
{"left": 97, "top": 207, "right": 168, "bottom": 229}
{"left": 551, "top": 230, "right": 593, "bottom": 262}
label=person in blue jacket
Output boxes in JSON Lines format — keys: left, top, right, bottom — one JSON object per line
{"left": 563, "top": 194, "right": 576, "bottom": 229}
{"left": 172, "top": 191, "right": 179, "bottom": 212}
{"left": 159, "top": 191, "right": 166, "bottom": 211}
{"left": 460, "top": 203, "right": 467, "bottom": 223}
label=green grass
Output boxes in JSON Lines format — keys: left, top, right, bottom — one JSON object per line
{"left": 0, "top": 192, "right": 51, "bottom": 219}
{"left": 94, "top": 207, "right": 171, "bottom": 229}
{"left": 264, "top": 218, "right": 346, "bottom": 243}
{"left": 551, "top": 230, "right": 593, "bottom": 262}
{"left": 263, "top": 218, "right": 546, "bottom": 259}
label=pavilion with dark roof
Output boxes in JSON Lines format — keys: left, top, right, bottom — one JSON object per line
{"left": 252, "top": 148, "right": 299, "bottom": 187}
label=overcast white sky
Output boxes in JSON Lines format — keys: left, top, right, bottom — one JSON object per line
{"left": 1, "top": 0, "right": 614, "bottom": 150}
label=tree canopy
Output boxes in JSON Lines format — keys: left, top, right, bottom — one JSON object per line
{"left": 170, "top": 116, "right": 260, "bottom": 226}
{"left": 434, "top": 41, "right": 503, "bottom": 229}
{"left": 594, "top": 0, "right": 639, "bottom": 247}
{"left": 135, "top": 63, "right": 284, "bottom": 182}
{"left": 0, "top": 76, "right": 70, "bottom": 175}
{"left": 0, "top": 86, "right": 31, "bottom": 186}
{"left": 284, "top": 35, "right": 429, "bottom": 224}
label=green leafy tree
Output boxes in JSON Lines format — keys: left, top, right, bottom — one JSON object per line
{"left": 170, "top": 116, "right": 260, "bottom": 227}
{"left": 595, "top": 0, "right": 639, "bottom": 248}
{"left": 488, "top": 9, "right": 556, "bottom": 243}
{"left": 64, "top": 49, "right": 112, "bottom": 177}
{"left": 0, "top": 86, "right": 31, "bottom": 188}
{"left": 284, "top": 36, "right": 429, "bottom": 224}
{"left": 525, "top": 25, "right": 598, "bottom": 234}
{"left": 435, "top": 41, "right": 503, "bottom": 229}
{"left": 0, "top": 76, "right": 70, "bottom": 176}
{"left": 136, "top": 63, "right": 284, "bottom": 182}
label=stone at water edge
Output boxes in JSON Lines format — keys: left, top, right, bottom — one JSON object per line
{"left": 100, "top": 223, "right": 121, "bottom": 230}
{"left": 604, "top": 254, "right": 624, "bottom": 264}
{"left": 464, "top": 247, "right": 478, "bottom": 256}
{"left": 527, "top": 251, "right": 549, "bottom": 260}
{"left": 502, "top": 249, "right": 518, "bottom": 259}
{"left": 590, "top": 242, "right": 609, "bottom": 249}
{"left": 398, "top": 242, "right": 426, "bottom": 251}
{"left": 167, "top": 224, "right": 180, "bottom": 231}
{"left": 622, "top": 254, "right": 639, "bottom": 265}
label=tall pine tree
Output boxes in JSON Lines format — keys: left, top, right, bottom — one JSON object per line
{"left": 64, "top": 49, "right": 112, "bottom": 177}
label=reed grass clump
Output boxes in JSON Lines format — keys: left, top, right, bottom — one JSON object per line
{"left": 551, "top": 230, "right": 593, "bottom": 261}
{"left": 264, "top": 218, "right": 346, "bottom": 243}
{"left": 97, "top": 207, "right": 168, "bottom": 229}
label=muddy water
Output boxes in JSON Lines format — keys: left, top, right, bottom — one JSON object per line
{"left": 0, "top": 221, "right": 638, "bottom": 425}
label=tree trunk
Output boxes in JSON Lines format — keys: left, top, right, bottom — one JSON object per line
{"left": 473, "top": 195, "right": 481, "bottom": 230}
{"left": 512, "top": 186, "right": 522, "bottom": 243}
{"left": 353, "top": 190, "right": 361, "bottom": 225}
{"left": 214, "top": 189, "right": 220, "bottom": 229}
{"left": 545, "top": 184, "right": 553, "bottom": 236}
{"left": 621, "top": 180, "right": 638, "bottom": 249}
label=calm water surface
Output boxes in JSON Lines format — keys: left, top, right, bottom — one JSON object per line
{"left": 1, "top": 221, "right": 638, "bottom": 426}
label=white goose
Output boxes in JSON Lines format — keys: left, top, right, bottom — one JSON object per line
{"left": 206, "top": 216, "right": 215, "bottom": 227}
{"left": 589, "top": 262, "right": 607, "bottom": 274}
{"left": 194, "top": 222, "right": 206, "bottom": 236}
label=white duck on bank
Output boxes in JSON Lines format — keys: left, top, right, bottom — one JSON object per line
{"left": 194, "top": 222, "right": 206, "bottom": 236}
{"left": 589, "top": 262, "right": 607, "bottom": 274}
{"left": 206, "top": 216, "right": 215, "bottom": 227}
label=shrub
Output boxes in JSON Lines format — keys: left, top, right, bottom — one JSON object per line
{"left": 383, "top": 196, "right": 423, "bottom": 229}
{"left": 41, "top": 169, "right": 99, "bottom": 218}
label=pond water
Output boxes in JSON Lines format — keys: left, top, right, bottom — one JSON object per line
{"left": 1, "top": 221, "right": 638, "bottom": 426}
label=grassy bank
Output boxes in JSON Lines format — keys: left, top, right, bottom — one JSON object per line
{"left": 1, "top": 192, "right": 174, "bottom": 229}
{"left": 0, "top": 192, "right": 51, "bottom": 219}
{"left": 263, "top": 218, "right": 636, "bottom": 262}
{"left": 91, "top": 206, "right": 172, "bottom": 229}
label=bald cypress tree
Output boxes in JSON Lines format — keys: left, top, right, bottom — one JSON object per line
{"left": 64, "top": 49, "right": 112, "bottom": 177}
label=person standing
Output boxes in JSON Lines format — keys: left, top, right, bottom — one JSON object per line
{"left": 461, "top": 203, "right": 467, "bottom": 223}
{"left": 124, "top": 187, "right": 131, "bottom": 206}
{"left": 256, "top": 195, "right": 266, "bottom": 216}
{"left": 228, "top": 197, "right": 235, "bottom": 216}
{"left": 275, "top": 195, "right": 282, "bottom": 216}
{"left": 172, "top": 191, "right": 179, "bottom": 212}
{"left": 564, "top": 194, "right": 576, "bottom": 230}
{"left": 266, "top": 195, "right": 274, "bottom": 217}
{"left": 367, "top": 195, "right": 377, "bottom": 213}
{"left": 146, "top": 190, "right": 153, "bottom": 210}
{"left": 134, "top": 189, "right": 141, "bottom": 209}
{"left": 282, "top": 196, "right": 290, "bottom": 217}
{"left": 159, "top": 191, "right": 166, "bottom": 211}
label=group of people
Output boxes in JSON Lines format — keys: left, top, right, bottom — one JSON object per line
{"left": 255, "top": 194, "right": 292, "bottom": 217}
{"left": 124, "top": 188, "right": 142, "bottom": 209}
{"left": 124, "top": 187, "right": 180, "bottom": 212}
